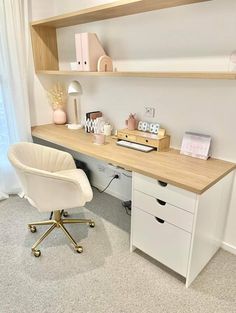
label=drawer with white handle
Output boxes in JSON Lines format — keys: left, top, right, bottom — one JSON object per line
{"left": 133, "top": 190, "right": 194, "bottom": 233}
{"left": 132, "top": 206, "right": 191, "bottom": 277}
{"left": 133, "top": 172, "right": 196, "bottom": 213}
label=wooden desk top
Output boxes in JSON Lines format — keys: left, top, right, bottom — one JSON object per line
{"left": 32, "top": 124, "right": 235, "bottom": 194}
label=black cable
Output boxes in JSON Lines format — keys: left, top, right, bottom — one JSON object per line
{"left": 124, "top": 206, "right": 131, "bottom": 216}
{"left": 122, "top": 200, "right": 132, "bottom": 216}
{"left": 92, "top": 176, "right": 131, "bottom": 215}
{"left": 92, "top": 175, "right": 118, "bottom": 193}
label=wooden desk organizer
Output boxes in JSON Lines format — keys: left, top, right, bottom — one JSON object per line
{"left": 117, "top": 129, "right": 170, "bottom": 151}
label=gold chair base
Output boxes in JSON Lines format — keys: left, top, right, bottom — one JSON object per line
{"left": 28, "top": 210, "right": 95, "bottom": 257}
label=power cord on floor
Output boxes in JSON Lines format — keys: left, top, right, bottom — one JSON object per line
{"left": 122, "top": 200, "right": 132, "bottom": 216}
{"left": 92, "top": 174, "right": 132, "bottom": 216}
{"left": 92, "top": 174, "right": 119, "bottom": 193}
{"left": 124, "top": 206, "right": 131, "bottom": 216}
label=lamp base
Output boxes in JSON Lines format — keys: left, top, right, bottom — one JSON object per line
{"left": 67, "top": 124, "right": 83, "bottom": 130}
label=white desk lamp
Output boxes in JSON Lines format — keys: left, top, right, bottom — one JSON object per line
{"left": 67, "top": 80, "right": 83, "bottom": 130}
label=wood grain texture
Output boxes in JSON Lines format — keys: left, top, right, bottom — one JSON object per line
{"left": 117, "top": 129, "right": 170, "bottom": 150}
{"left": 31, "top": 124, "right": 236, "bottom": 194}
{"left": 31, "top": 0, "right": 211, "bottom": 28}
{"left": 35, "top": 70, "right": 236, "bottom": 80}
{"left": 31, "top": 26, "right": 59, "bottom": 71}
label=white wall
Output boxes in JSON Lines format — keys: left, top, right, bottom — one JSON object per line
{"left": 29, "top": 0, "right": 236, "bottom": 252}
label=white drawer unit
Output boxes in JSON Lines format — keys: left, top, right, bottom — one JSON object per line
{"left": 133, "top": 172, "right": 196, "bottom": 213}
{"left": 131, "top": 171, "right": 234, "bottom": 287}
{"left": 132, "top": 207, "right": 191, "bottom": 277}
{"left": 133, "top": 190, "right": 194, "bottom": 233}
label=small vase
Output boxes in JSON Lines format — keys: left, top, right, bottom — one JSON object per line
{"left": 53, "top": 108, "right": 67, "bottom": 125}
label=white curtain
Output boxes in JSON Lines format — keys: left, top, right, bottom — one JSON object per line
{"left": 0, "top": 0, "right": 31, "bottom": 199}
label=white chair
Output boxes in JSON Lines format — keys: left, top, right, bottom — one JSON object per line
{"left": 8, "top": 142, "right": 95, "bottom": 257}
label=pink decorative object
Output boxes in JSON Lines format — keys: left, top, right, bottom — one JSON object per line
{"left": 126, "top": 113, "right": 137, "bottom": 130}
{"left": 75, "top": 33, "right": 105, "bottom": 71}
{"left": 75, "top": 33, "right": 83, "bottom": 71}
{"left": 93, "top": 133, "right": 105, "bottom": 145}
{"left": 180, "top": 132, "right": 211, "bottom": 160}
{"left": 97, "top": 55, "right": 113, "bottom": 72}
{"left": 53, "top": 108, "right": 67, "bottom": 125}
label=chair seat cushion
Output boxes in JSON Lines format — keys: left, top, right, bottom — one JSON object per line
{"left": 57, "top": 169, "right": 93, "bottom": 202}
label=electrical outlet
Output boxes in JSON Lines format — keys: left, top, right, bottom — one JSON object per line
{"left": 110, "top": 171, "right": 121, "bottom": 179}
{"left": 114, "top": 172, "right": 121, "bottom": 179}
{"left": 108, "top": 171, "right": 121, "bottom": 178}
{"left": 144, "top": 107, "right": 155, "bottom": 118}
{"left": 98, "top": 164, "right": 106, "bottom": 172}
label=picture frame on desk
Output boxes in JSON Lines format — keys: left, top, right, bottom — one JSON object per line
{"left": 180, "top": 132, "right": 211, "bottom": 160}
{"left": 85, "top": 111, "right": 102, "bottom": 133}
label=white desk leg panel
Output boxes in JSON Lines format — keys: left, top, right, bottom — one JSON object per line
{"left": 130, "top": 173, "right": 136, "bottom": 253}
{"left": 186, "top": 171, "right": 234, "bottom": 287}
{"left": 130, "top": 171, "right": 234, "bottom": 287}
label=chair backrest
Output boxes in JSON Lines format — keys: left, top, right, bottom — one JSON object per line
{"left": 8, "top": 142, "right": 73, "bottom": 172}
{"left": 8, "top": 142, "right": 65, "bottom": 192}
{"left": 8, "top": 142, "right": 37, "bottom": 198}
{"left": 8, "top": 142, "right": 84, "bottom": 212}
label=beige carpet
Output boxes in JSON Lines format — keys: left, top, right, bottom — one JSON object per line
{"left": 0, "top": 191, "right": 235, "bottom": 313}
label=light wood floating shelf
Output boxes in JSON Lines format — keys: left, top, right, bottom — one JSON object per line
{"left": 31, "top": 0, "right": 221, "bottom": 79}
{"left": 31, "top": 0, "right": 211, "bottom": 28}
{"left": 36, "top": 70, "right": 236, "bottom": 80}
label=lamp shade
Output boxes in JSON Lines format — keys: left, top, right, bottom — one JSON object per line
{"left": 68, "top": 80, "right": 82, "bottom": 96}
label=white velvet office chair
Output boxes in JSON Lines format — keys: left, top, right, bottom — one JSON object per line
{"left": 8, "top": 142, "right": 95, "bottom": 257}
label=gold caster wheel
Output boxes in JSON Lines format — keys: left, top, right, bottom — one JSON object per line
{"left": 89, "top": 221, "right": 95, "bottom": 228}
{"left": 63, "top": 211, "right": 69, "bottom": 217}
{"left": 33, "top": 249, "right": 41, "bottom": 257}
{"left": 75, "top": 246, "right": 83, "bottom": 254}
{"left": 29, "top": 225, "right": 37, "bottom": 233}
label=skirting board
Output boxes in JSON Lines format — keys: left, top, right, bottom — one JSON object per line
{"left": 221, "top": 241, "right": 236, "bottom": 255}
{"left": 92, "top": 181, "right": 129, "bottom": 201}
